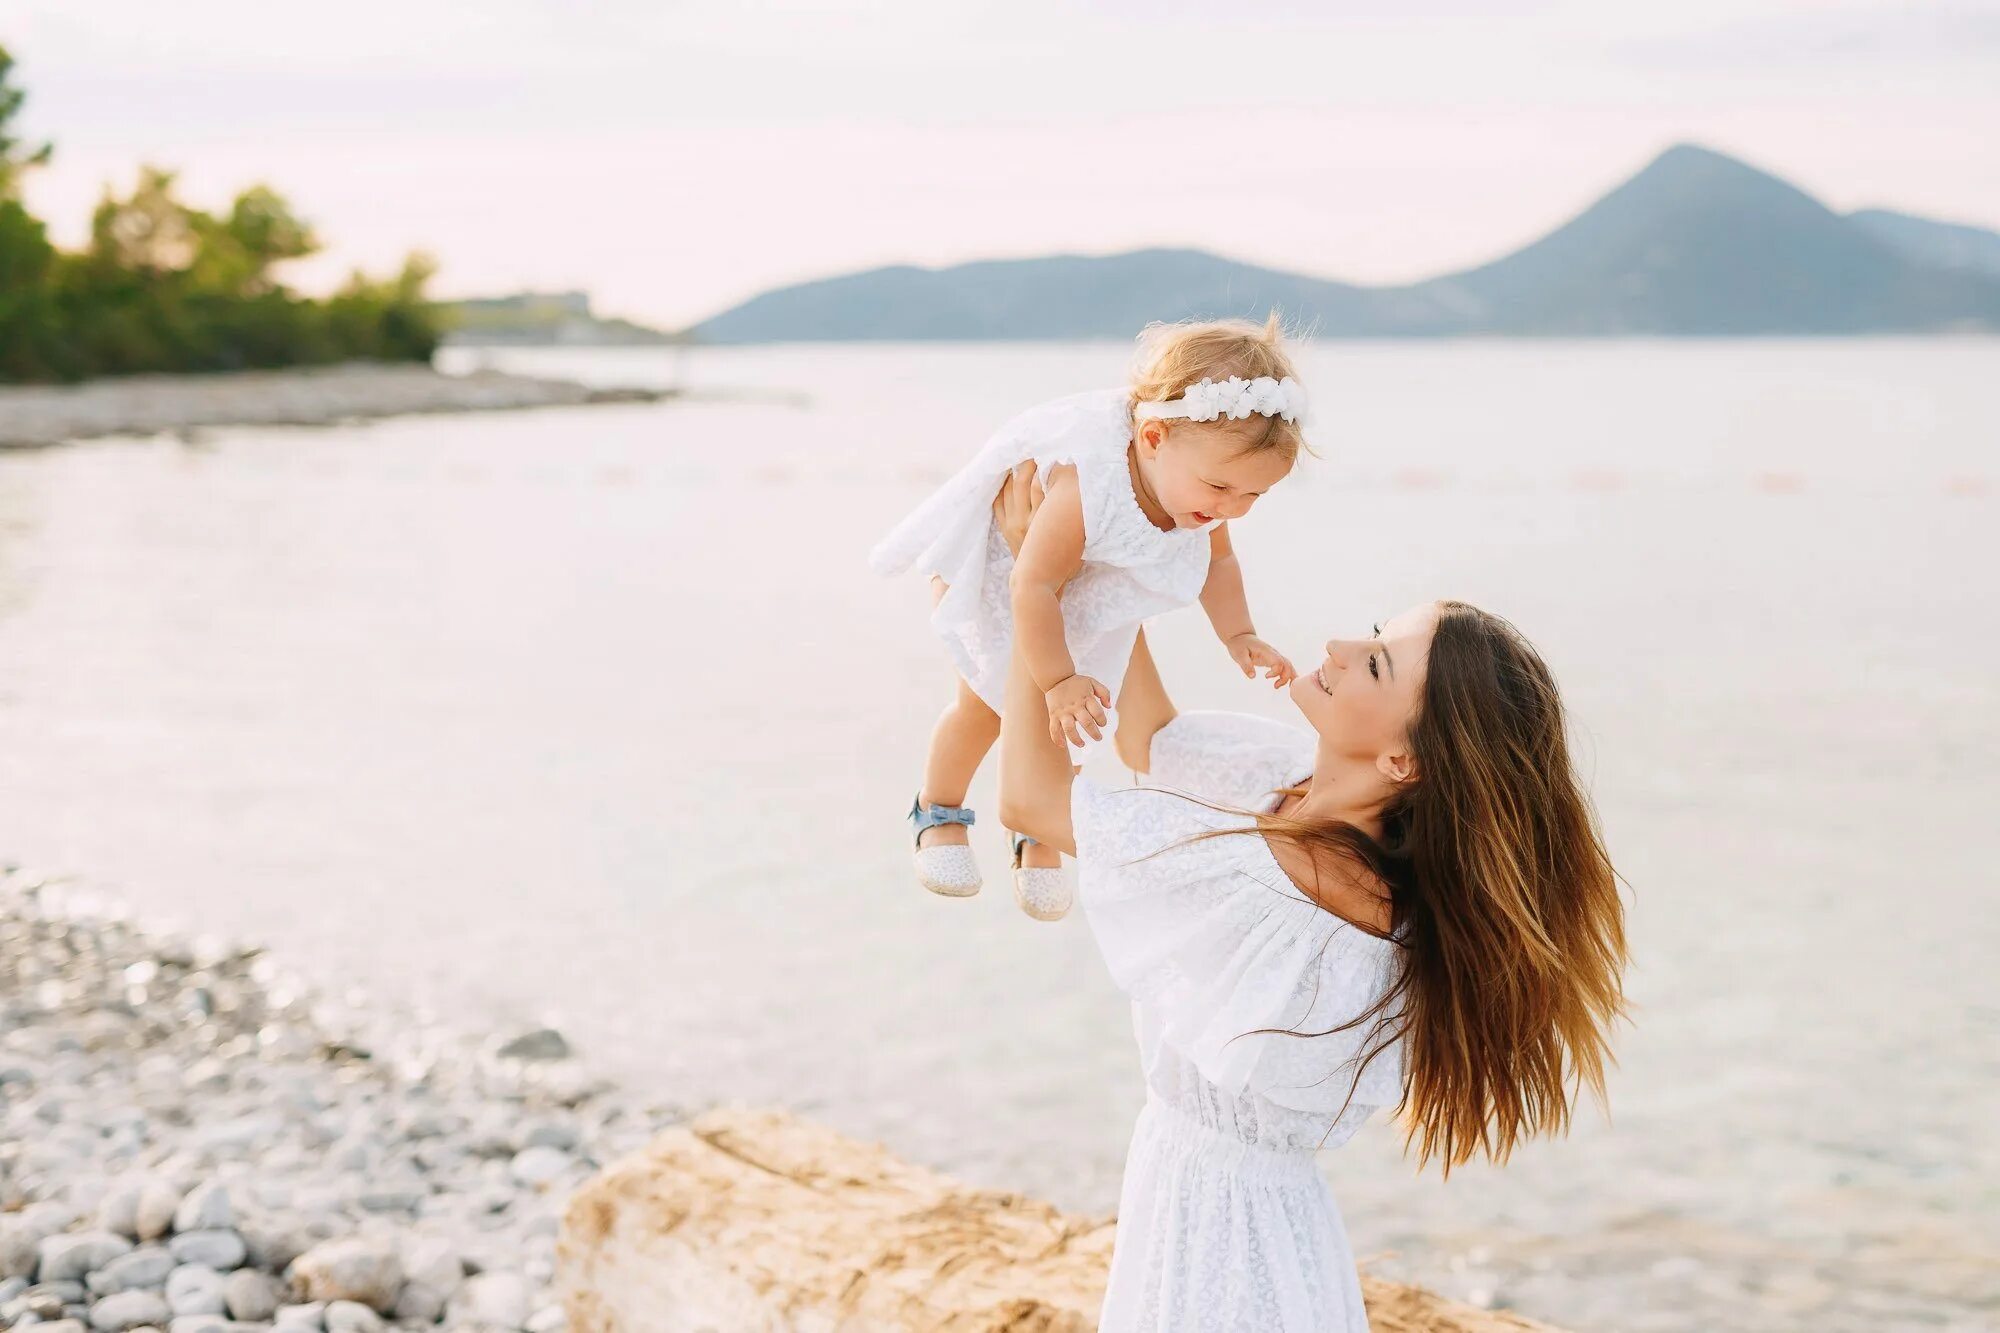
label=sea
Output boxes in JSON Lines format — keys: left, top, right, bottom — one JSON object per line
{"left": 1, "top": 339, "right": 1995, "bottom": 1332}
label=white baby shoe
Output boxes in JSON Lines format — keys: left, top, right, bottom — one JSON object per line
{"left": 910, "top": 795, "right": 981, "bottom": 898}
{"left": 1011, "top": 832, "right": 1073, "bottom": 921}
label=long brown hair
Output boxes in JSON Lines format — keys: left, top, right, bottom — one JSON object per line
{"left": 1254, "top": 601, "right": 1628, "bottom": 1173}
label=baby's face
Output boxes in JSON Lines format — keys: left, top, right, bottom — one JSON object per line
{"left": 1138, "top": 422, "right": 1295, "bottom": 529}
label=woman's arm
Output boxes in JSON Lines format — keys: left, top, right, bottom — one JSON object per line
{"left": 1112, "top": 629, "right": 1177, "bottom": 775}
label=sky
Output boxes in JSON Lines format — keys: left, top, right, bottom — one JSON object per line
{"left": 7, "top": 1, "right": 2000, "bottom": 327}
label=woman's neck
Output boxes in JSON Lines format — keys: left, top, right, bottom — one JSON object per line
{"left": 1291, "top": 763, "right": 1389, "bottom": 843}
{"left": 1125, "top": 442, "right": 1176, "bottom": 533}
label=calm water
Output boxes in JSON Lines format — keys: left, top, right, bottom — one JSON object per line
{"left": 2, "top": 341, "right": 1996, "bottom": 1332}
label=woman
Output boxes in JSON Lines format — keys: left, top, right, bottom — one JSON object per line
{"left": 990, "top": 471, "right": 1629, "bottom": 1331}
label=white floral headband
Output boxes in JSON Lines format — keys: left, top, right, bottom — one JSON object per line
{"left": 1134, "top": 375, "right": 1306, "bottom": 426}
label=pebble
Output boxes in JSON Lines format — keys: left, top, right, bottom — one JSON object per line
{"left": 86, "top": 1247, "right": 175, "bottom": 1295}
{"left": 172, "top": 1184, "right": 233, "bottom": 1235}
{"left": 87, "top": 1289, "right": 171, "bottom": 1331}
{"left": 165, "top": 1264, "right": 228, "bottom": 1316}
{"left": 508, "top": 1147, "right": 573, "bottom": 1188}
{"left": 322, "top": 1299, "right": 383, "bottom": 1333}
{"left": 166, "top": 1232, "right": 246, "bottom": 1272}
{"left": 447, "top": 1270, "right": 531, "bottom": 1328}
{"left": 220, "top": 1269, "right": 280, "bottom": 1322}
{"left": 38, "top": 1235, "right": 134, "bottom": 1285}
{"left": 0, "top": 872, "right": 678, "bottom": 1333}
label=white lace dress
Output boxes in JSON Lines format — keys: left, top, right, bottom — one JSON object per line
{"left": 870, "top": 388, "right": 1215, "bottom": 756}
{"left": 1073, "top": 711, "right": 1406, "bottom": 1332}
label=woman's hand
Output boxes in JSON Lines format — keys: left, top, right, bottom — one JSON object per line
{"left": 1046, "top": 673, "right": 1112, "bottom": 749}
{"left": 1226, "top": 633, "right": 1297, "bottom": 688}
{"left": 991, "top": 461, "right": 1046, "bottom": 559}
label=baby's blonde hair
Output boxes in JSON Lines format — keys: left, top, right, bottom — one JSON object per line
{"left": 1128, "top": 313, "right": 1305, "bottom": 460}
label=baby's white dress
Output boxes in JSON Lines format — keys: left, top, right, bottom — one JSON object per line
{"left": 1073, "top": 711, "right": 1406, "bottom": 1332}
{"left": 870, "top": 389, "right": 1215, "bottom": 753}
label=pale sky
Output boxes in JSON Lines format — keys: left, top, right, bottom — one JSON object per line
{"left": 8, "top": 1, "right": 1999, "bottom": 327}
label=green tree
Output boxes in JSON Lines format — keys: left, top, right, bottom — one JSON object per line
{"left": 0, "top": 44, "right": 53, "bottom": 200}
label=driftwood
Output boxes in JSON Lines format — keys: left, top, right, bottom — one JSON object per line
{"left": 559, "top": 1107, "right": 1560, "bottom": 1333}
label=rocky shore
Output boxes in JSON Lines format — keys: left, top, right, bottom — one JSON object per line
{"left": 0, "top": 867, "right": 681, "bottom": 1332}
{"left": 1, "top": 864, "right": 1566, "bottom": 1332}
{"left": 0, "top": 365, "right": 668, "bottom": 449}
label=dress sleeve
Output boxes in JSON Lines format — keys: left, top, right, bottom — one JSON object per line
{"left": 1145, "top": 711, "right": 1318, "bottom": 809}
{"left": 1071, "top": 777, "right": 1406, "bottom": 1116}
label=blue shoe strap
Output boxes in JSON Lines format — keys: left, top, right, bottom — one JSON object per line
{"left": 1009, "top": 830, "right": 1039, "bottom": 856}
{"left": 909, "top": 795, "right": 975, "bottom": 845}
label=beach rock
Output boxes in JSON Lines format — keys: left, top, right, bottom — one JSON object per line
{"left": 38, "top": 1233, "right": 135, "bottom": 1284}
{"left": 36, "top": 1321, "right": 87, "bottom": 1333}
{"left": 166, "top": 1232, "right": 244, "bottom": 1272}
{"left": 446, "top": 1271, "right": 529, "bottom": 1328}
{"left": 94, "top": 1181, "right": 145, "bottom": 1241}
{"left": 0, "top": 1276, "right": 26, "bottom": 1304}
{"left": 86, "top": 1247, "right": 175, "bottom": 1294}
{"left": 167, "top": 1318, "right": 230, "bottom": 1333}
{"left": 524, "top": 1302, "right": 565, "bottom": 1333}
{"left": 516, "top": 1119, "right": 579, "bottom": 1153}
{"left": 171, "top": 1185, "right": 231, "bottom": 1236}
{"left": 87, "top": 1289, "right": 171, "bottom": 1330}
{"left": 321, "top": 1300, "right": 382, "bottom": 1333}
{"left": 557, "top": 1108, "right": 1566, "bottom": 1333}
{"left": 287, "top": 1239, "right": 400, "bottom": 1314}
{"left": 164, "top": 1265, "right": 227, "bottom": 1316}
{"left": 220, "top": 1269, "right": 280, "bottom": 1322}
{"left": 1, "top": 1227, "right": 41, "bottom": 1280}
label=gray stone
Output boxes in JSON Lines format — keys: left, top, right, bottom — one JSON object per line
{"left": 28, "top": 1280, "right": 89, "bottom": 1307}
{"left": 516, "top": 1118, "right": 579, "bottom": 1152}
{"left": 445, "top": 1270, "right": 529, "bottom": 1329}
{"left": 507, "top": 1147, "right": 571, "bottom": 1188}
{"left": 167, "top": 1318, "right": 229, "bottom": 1333}
{"left": 494, "top": 1029, "right": 569, "bottom": 1062}
{"left": 37, "top": 1233, "right": 135, "bottom": 1284}
{"left": 170, "top": 1185, "right": 231, "bottom": 1236}
{"left": 36, "top": 1321, "right": 87, "bottom": 1333}
{"left": 88, "top": 1289, "right": 171, "bottom": 1331}
{"left": 87, "top": 1247, "right": 175, "bottom": 1294}
{"left": 286, "top": 1238, "right": 400, "bottom": 1314}
{"left": 165, "top": 1232, "right": 244, "bottom": 1272}
{"left": 221, "top": 1270, "right": 280, "bottom": 1322}
{"left": 525, "top": 1303, "right": 566, "bottom": 1333}
{"left": 0, "top": 1276, "right": 27, "bottom": 1304}
{"left": 133, "top": 1184, "right": 183, "bottom": 1244}
{"left": 388, "top": 1281, "right": 446, "bottom": 1323}
{"left": 272, "top": 1301, "right": 325, "bottom": 1330}
{"left": 164, "top": 1265, "right": 227, "bottom": 1316}
{"left": 2, "top": 1227, "right": 41, "bottom": 1281}
{"left": 321, "top": 1301, "right": 382, "bottom": 1333}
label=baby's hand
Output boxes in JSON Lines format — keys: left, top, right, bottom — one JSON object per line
{"left": 1226, "top": 634, "right": 1296, "bottom": 689}
{"left": 1046, "top": 674, "right": 1112, "bottom": 749}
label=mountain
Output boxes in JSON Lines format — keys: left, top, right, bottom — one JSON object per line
{"left": 1847, "top": 208, "right": 2000, "bottom": 276}
{"left": 685, "top": 145, "right": 2000, "bottom": 341}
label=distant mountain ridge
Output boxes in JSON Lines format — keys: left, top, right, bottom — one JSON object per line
{"left": 687, "top": 145, "right": 2000, "bottom": 341}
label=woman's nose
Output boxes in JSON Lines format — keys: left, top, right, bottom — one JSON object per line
{"left": 1324, "top": 641, "right": 1349, "bottom": 669}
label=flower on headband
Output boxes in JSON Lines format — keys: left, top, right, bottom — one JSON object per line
{"left": 1136, "top": 375, "right": 1306, "bottom": 426}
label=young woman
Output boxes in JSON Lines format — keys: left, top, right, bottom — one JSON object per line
{"left": 990, "top": 469, "right": 1629, "bottom": 1332}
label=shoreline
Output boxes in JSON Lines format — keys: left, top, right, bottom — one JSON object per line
{"left": 0, "top": 364, "right": 670, "bottom": 450}
{"left": 0, "top": 865, "right": 1574, "bottom": 1332}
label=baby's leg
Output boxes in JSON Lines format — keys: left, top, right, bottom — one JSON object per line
{"left": 917, "top": 575, "right": 998, "bottom": 849}
{"left": 918, "top": 673, "right": 999, "bottom": 848}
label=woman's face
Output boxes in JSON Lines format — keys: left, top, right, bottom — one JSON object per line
{"left": 1288, "top": 602, "right": 1440, "bottom": 779}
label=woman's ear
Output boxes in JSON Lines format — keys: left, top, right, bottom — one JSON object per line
{"left": 1377, "top": 748, "right": 1417, "bottom": 785}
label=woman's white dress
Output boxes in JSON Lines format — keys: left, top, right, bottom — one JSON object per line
{"left": 870, "top": 389, "right": 1215, "bottom": 755}
{"left": 1072, "top": 711, "right": 1406, "bottom": 1332}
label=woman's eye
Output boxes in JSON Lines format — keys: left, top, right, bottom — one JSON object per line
{"left": 1367, "top": 655, "right": 1379, "bottom": 680}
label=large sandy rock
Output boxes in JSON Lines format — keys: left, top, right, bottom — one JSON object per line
{"left": 558, "top": 1107, "right": 1562, "bottom": 1333}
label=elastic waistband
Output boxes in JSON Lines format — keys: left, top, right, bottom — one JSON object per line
{"left": 1134, "top": 1098, "right": 1319, "bottom": 1180}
